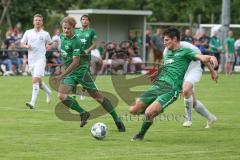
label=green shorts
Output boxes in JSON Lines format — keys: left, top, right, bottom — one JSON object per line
{"left": 62, "top": 69, "right": 98, "bottom": 91}
{"left": 140, "top": 80, "right": 179, "bottom": 109}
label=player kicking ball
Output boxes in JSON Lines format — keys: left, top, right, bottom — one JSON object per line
{"left": 129, "top": 28, "right": 218, "bottom": 141}
{"left": 21, "top": 14, "right": 52, "bottom": 109}
{"left": 163, "top": 41, "right": 217, "bottom": 128}
{"left": 52, "top": 16, "right": 125, "bottom": 132}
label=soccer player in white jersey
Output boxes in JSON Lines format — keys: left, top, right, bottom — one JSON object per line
{"left": 163, "top": 41, "right": 218, "bottom": 128}
{"left": 21, "top": 14, "right": 52, "bottom": 109}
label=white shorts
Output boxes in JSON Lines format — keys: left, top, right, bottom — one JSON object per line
{"left": 184, "top": 68, "right": 202, "bottom": 86}
{"left": 28, "top": 61, "right": 46, "bottom": 77}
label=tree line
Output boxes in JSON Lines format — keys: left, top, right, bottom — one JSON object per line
{"left": 0, "top": 0, "right": 239, "bottom": 35}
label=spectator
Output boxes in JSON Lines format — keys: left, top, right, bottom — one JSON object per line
{"left": 129, "top": 30, "right": 139, "bottom": 57}
{"left": 199, "top": 30, "right": 211, "bottom": 70}
{"left": 90, "top": 41, "right": 105, "bottom": 76}
{"left": 0, "top": 42, "right": 13, "bottom": 76}
{"left": 111, "top": 40, "right": 129, "bottom": 74}
{"left": 145, "top": 28, "right": 152, "bottom": 65}
{"left": 13, "top": 23, "right": 23, "bottom": 47}
{"left": 99, "top": 42, "right": 117, "bottom": 75}
{"left": 52, "top": 28, "right": 61, "bottom": 49}
{"left": 46, "top": 41, "right": 62, "bottom": 75}
{"left": 4, "top": 30, "right": 16, "bottom": 49}
{"left": 151, "top": 27, "right": 164, "bottom": 68}
{"left": 8, "top": 42, "right": 22, "bottom": 74}
{"left": 181, "top": 29, "right": 194, "bottom": 43}
{"left": 234, "top": 33, "right": 240, "bottom": 65}
{"left": 209, "top": 30, "right": 222, "bottom": 71}
{"left": 199, "top": 30, "right": 211, "bottom": 55}
{"left": 224, "top": 30, "right": 235, "bottom": 75}
{"left": 126, "top": 41, "right": 143, "bottom": 74}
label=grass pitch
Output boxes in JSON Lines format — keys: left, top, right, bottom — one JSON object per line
{"left": 0, "top": 74, "right": 239, "bottom": 160}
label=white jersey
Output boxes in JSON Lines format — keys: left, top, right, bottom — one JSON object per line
{"left": 21, "top": 29, "right": 52, "bottom": 65}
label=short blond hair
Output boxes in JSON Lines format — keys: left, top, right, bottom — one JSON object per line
{"left": 33, "top": 14, "right": 43, "bottom": 20}
{"left": 61, "top": 16, "right": 76, "bottom": 28}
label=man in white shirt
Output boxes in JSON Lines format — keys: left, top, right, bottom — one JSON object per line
{"left": 21, "top": 14, "right": 52, "bottom": 109}
{"left": 163, "top": 41, "right": 218, "bottom": 128}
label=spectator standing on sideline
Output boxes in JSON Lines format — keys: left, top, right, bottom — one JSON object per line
{"left": 145, "top": 28, "right": 152, "bottom": 65}
{"left": 224, "top": 30, "right": 235, "bottom": 75}
{"left": 209, "top": 30, "right": 222, "bottom": 71}
{"left": 151, "top": 27, "right": 164, "bottom": 67}
{"left": 181, "top": 29, "right": 194, "bottom": 44}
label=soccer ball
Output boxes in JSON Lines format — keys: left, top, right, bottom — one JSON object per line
{"left": 91, "top": 122, "right": 108, "bottom": 140}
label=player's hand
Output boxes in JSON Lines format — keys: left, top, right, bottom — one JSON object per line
{"left": 211, "top": 70, "right": 218, "bottom": 83}
{"left": 209, "top": 56, "right": 218, "bottom": 69}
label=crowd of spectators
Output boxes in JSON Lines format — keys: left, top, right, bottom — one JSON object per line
{"left": 1, "top": 26, "right": 240, "bottom": 76}
{"left": 181, "top": 28, "right": 240, "bottom": 75}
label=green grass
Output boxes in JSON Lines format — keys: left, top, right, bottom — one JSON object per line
{"left": 0, "top": 74, "right": 240, "bottom": 160}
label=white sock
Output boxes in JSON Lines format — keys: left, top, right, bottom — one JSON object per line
{"left": 184, "top": 96, "right": 193, "bottom": 121}
{"left": 194, "top": 100, "right": 215, "bottom": 120}
{"left": 30, "top": 83, "right": 39, "bottom": 106}
{"left": 40, "top": 81, "right": 52, "bottom": 95}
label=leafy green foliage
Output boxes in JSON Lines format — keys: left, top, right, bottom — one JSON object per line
{"left": 0, "top": 0, "right": 239, "bottom": 36}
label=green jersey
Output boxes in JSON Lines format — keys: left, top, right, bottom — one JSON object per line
{"left": 157, "top": 47, "right": 196, "bottom": 90}
{"left": 74, "top": 28, "right": 97, "bottom": 50}
{"left": 224, "top": 37, "right": 235, "bottom": 54}
{"left": 210, "top": 36, "right": 222, "bottom": 52}
{"left": 60, "top": 33, "right": 89, "bottom": 74}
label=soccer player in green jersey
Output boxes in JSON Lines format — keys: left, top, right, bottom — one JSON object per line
{"left": 75, "top": 15, "right": 96, "bottom": 57}
{"left": 53, "top": 16, "right": 125, "bottom": 132}
{"left": 129, "top": 28, "right": 218, "bottom": 141}
{"left": 74, "top": 15, "right": 97, "bottom": 97}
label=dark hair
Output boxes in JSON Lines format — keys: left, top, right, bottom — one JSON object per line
{"left": 163, "top": 28, "right": 180, "bottom": 41}
{"left": 81, "top": 14, "right": 90, "bottom": 22}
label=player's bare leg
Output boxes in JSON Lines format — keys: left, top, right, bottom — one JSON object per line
{"left": 131, "top": 101, "right": 162, "bottom": 141}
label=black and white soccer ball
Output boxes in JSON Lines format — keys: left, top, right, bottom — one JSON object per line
{"left": 91, "top": 122, "right": 108, "bottom": 140}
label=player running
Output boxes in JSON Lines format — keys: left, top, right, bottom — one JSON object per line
{"left": 21, "top": 14, "right": 52, "bottom": 109}
{"left": 53, "top": 16, "right": 125, "bottom": 132}
{"left": 129, "top": 28, "right": 218, "bottom": 141}
{"left": 163, "top": 41, "right": 217, "bottom": 128}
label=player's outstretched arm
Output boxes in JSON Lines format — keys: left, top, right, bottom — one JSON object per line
{"left": 195, "top": 54, "right": 218, "bottom": 68}
{"left": 205, "top": 62, "right": 218, "bottom": 83}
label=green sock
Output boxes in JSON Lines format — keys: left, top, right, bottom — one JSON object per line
{"left": 63, "top": 96, "right": 86, "bottom": 114}
{"left": 139, "top": 121, "right": 153, "bottom": 136}
{"left": 101, "top": 97, "right": 120, "bottom": 122}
